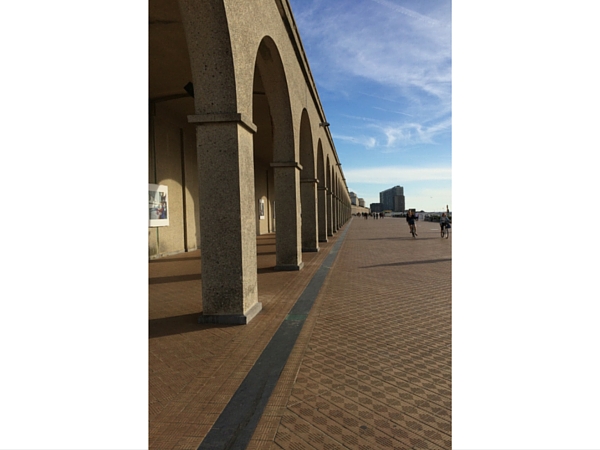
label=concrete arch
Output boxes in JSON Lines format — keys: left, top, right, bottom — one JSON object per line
{"left": 299, "top": 110, "right": 315, "bottom": 179}
{"left": 252, "top": 62, "right": 275, "bottom": 236}
{"left": 326, "top": 156, "right": 333, "bottom": 237}
{"left": 149, "top": 0, "right": 353, "bottom": 324}
{"left": 316, "top": 140, "right": 327, "bottom": 242}
{"left": 334, "top": 172, "right": 339, "bottom": 231}
{"left": 254, "top": 36, "right": 303, "bottom": 271}
{"left": 299, "top": 109, "right": 318, "bottom": 252}
{"left": 254, "top": 36, "right": 295, "bottom": 163}
{"left": 338, "top": 177, "right": 343, "bottom": 227}
{"left": 178, "top": 0, "right": 237, "bottom": 115}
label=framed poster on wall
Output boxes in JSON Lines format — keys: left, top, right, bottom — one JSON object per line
{"left": 149, "top": 184, "right": 169, "bottom": 227}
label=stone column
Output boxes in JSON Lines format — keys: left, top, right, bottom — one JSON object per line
{"left": 327, "top": 189, "right": 334, "bottom": 237}
{"left": 301, "top": 178, "right": 319, "bottom": 252}
{"left": 317, "top": 186, "right": 328, "bottom": 242}
{"left": 271, "top": 162, "right": 304, "bottom": 271}
{"left": 189, "top": 113, "right": 262, "bottom": 324}
{"left": 332, "top": 195, "right": 338, "bottom": 233}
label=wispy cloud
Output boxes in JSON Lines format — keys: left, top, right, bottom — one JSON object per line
{"left": 335, "top": 115, "right": 451, "bottom": 150}
{"left": 332, "top": 134, "right": 378, "bottom": 148}
{"left": 377, "top": 117, "right": 452, "bottom": 147}
{"left": 343, "top": 166, "right": 451, "bottom": 183}
{"left": 294, "top": 0, "right": 451, "bottom": 111}
{"left": 339, "top": 114, "right": 380, "bottom": 123}
{"left": 289, "top": 0, "right": 452, "bottom": 211}
{"left": 368, "top": 0, "right": 439, "bottom": 26}
{"left": 372, "top": 106, "right": 414, "bottom": 117}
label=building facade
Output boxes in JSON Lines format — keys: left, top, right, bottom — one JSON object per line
{"left": 370, "top": 203, "right": 383, "bottom": 213}
{"left": 149, "top": 0, "right": 351, "bottom": 324}
{"left": 380, "top": 186, "right": 405, "bottom": 212}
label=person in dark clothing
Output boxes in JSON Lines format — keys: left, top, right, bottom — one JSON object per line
{"left": 440, "top": 212, "right": 450, "bottom": 237}
{"left": 406, "top": 210, "right": 417, "bottom": 236}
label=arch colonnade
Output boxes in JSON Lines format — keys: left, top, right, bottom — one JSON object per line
{"left": 149, "top": 0, "right": 351, "bottom": 323}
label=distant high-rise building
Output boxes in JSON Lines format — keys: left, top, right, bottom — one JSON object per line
{"left": 358, "top": 198, "right": 365, "bottom": 207}
{"left": 380, "top": 186, "right": 405, "bottom": 212}
{"left": 370, "top": 203, "right": 383, "bottom": 213}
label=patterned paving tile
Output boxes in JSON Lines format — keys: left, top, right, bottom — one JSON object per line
{"left": 149, "top": 234, "right": 341, "bottom": 448}
{"left": 150, "top": 218, "right": 451, "bottom": 449}
{"left": 263, "top": 219, "right": 452, "bottom": 449}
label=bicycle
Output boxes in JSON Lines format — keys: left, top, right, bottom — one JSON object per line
{"left": 441, "top": 222, "right": 450, "bottom": 239}
{"left": 409, "top": 223, "right": 417, "bottom": 238}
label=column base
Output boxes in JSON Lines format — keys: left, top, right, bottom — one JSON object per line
{"left": 274, "top": 262, "right": 304, "bottom": 271}
{"left": 319, "top": 238, "right": 328, "bottom": 243}
{"left": 198, "top": 302, "right": 263, "bottom": 325}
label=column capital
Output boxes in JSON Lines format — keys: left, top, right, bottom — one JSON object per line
{"left": 188, "top": 113, "right": 257, "bottom": 133}
{"left": 270, "top": 161, "right": 303, "bottom": 171}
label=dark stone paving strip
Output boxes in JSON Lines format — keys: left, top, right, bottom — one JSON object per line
{"left": 197, "top": 222, "right": 352, "bottom": 450}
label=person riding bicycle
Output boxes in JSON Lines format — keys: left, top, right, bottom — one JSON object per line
{"left": 406, "top": 210, "right": 417, "bottom": 236}
{"left": 440, "top": 212, "right": 450, "bottom": 236}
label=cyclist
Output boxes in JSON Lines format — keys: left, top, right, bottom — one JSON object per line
{"left": 406, "top": 210, "right": 417, "bottom": 237}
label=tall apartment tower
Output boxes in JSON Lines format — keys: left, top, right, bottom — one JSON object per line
{"left": 380, "top": 186, "right": 405, "bottom": 212}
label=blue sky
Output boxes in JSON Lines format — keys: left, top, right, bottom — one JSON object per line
{"left": 3, "top": 2, "right": 600, "bottom": 448}
{"left": 288, "top": 0, "right": 451, "bottom": 212}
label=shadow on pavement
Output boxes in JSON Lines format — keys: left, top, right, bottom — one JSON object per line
{"left": 360, "top": 257, "right": 451, "bottom": 269}
{"left": 149, "top": 312, "right": 233, "bottom": 338}
{"left": 149, "top": 273, "right": 202, "bottom": 285}
{"left": 149, "top": 256, "right": 201, "bottom": 264}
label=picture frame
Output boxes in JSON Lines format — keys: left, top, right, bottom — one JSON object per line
{"left": 149, "top": 184, "right": 169, "bottom": 227}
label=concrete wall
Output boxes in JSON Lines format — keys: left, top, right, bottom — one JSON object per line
{"left": 149, "top": 98, "right": 200, "bottom": 258}
{"left": 254, "top": 162, "right": 275, "bottom": 235}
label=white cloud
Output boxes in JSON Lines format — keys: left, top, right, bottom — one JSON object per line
{"left": 339, "top": 113, "right": 379, "bottom": 123}
{"left": 344, "top": 166, "right": 451, "bottom": 183}
{"left": 300, "top": 3, "right": 449, "bottom": 87}
{"left": 372, "top": 106, "right": 414, "bottom": 117}
{"left": 377, "top": 117, "right": 452, "bottom": 147}
{"left": 289, "top": 0, "right": 452, "bottom": 212}
{"left": 292, "top": 0, "right": 452, "bottom": 123}
{"left": 368, "top": 0, "right": 439, "bottom": 25}
{"left": 332, "top": 133, "right": 377, "bottom": 148}
{"left": 333, "top": 115, "right": 451, "bottom": 150}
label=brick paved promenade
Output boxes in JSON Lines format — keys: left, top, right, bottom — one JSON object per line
{"left": 149, "top": 216, "right": 451, "bottom": 449}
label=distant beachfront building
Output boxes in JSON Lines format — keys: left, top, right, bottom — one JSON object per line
{"left": 370, "top": 203, "right": 383, "bottom": 213}
{"left": 349, "top": 192, "right": 358, "bottom": 206}
{"left": 380, "top": 186, "right": 405, "bottom": 212}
